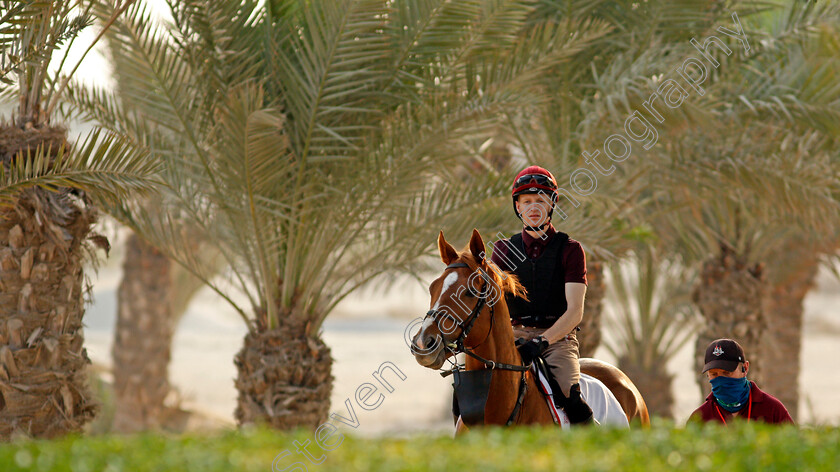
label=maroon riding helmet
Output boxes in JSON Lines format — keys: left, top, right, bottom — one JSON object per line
{"left": 511, "top": 166, "right": 558, "bottom": 230}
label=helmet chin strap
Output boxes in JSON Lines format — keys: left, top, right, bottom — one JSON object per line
{"left": 522, "top": 221, "right": 549, "bottom": 232}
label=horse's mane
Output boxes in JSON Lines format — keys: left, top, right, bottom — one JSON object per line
{"left": 459, "top": 252, "right": 528, "bottom": 300}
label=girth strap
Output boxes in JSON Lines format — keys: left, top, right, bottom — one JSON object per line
{"left": 506, "top": 370, "right": 528, "bottom": 426}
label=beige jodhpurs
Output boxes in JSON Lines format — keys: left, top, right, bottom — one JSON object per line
{"left": 512, "top": 325, "right": 580, "bottom": 397}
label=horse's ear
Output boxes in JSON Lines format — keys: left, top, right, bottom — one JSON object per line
{"left": 438, "top": 230, "right": 459, "bottom": 265}
{"left": 468, "top": 229, "right": 486, "bottom": 263}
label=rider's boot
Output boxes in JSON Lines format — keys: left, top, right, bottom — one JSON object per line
{"left": 564, "top": 383, "right": 594, "bottom": 426}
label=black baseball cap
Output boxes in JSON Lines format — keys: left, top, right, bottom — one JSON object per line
{"left": 702, "top": 338, "right": 746, "bottom": 373}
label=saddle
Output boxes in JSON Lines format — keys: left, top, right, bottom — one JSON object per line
{"left": 533, "top": 357, "right": 630, "bottom": 427}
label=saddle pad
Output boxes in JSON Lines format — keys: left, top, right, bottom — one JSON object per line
{"left": 532, "top": 367, "right": 629, "bottom": 428}
{"left": 579, "top": 373, "right": 630, "bottom": 427}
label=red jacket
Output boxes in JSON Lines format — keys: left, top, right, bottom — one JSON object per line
{"left": 689, "top": 381, "right": 794, "bottom": 425}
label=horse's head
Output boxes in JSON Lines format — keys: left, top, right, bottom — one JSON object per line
{"left": 410, "top": 229, "right": 525, "bottom": 370}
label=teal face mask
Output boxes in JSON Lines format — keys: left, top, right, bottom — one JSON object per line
{"left": 710, "top": 376, "right": 750, "bottom": 412}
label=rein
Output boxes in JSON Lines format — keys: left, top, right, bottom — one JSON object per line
{"left": 423, "top": 260, "right": 529, "bottom": 426}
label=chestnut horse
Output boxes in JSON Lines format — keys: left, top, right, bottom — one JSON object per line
{"left": 410, "top": 229, "right": 649, "bottom": 430}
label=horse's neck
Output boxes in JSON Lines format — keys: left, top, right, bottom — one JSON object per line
{"left": 465, "top": 301, "right": 527, "bottom": 425}
{"left": 464, "top": 302, "right": 520, "bottom": 369}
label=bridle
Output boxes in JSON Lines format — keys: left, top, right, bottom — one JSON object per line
{"left": 422, "top": 260, "right": 530, "bottom": 425}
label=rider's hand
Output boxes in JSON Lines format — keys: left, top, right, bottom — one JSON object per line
{"left": 516, "top": 336, "right": 548, "bottom": 364}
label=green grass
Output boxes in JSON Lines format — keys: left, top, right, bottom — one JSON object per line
{"left": 1, "top": 423, "right": 838, "bottom": 471}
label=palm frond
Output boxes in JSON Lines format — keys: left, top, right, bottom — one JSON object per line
{"left": 646, "top": 115, "right": 840, "bottom": 265}
{"left": 0, "top": 0, "right": 96, "bottom": 126}
{"left": 0, "top": 127, "right": 163, "bottom": 207}
{"left": 602, "top": 246, "right": 701, "bottom": 369}
{"left": 0, "top": 1, "right": 52, "bottom": 85}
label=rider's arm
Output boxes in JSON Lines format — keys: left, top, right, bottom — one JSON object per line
{"left": 541, "top": 282, "right": 586, "bottom": 344}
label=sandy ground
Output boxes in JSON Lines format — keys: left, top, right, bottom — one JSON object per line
{"left": 83, "top": 252, "right": 840, "bottom": 435}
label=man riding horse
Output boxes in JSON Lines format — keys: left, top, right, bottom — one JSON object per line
{"left": 411, "top": 228, "right": 649, "bottom": 428}
{"left": 490, "top": 165, "right": 594, "bottom": 425}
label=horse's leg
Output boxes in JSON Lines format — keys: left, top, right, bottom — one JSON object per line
{"left": 454, "top": 416, "right": 469, "bottom": 436}
{"left": 580, "top": 358, "right": 650, "bottom": 426}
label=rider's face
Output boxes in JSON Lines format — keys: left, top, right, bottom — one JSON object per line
{"left": 516, "top": 193, "right": 553, "bottom": 227}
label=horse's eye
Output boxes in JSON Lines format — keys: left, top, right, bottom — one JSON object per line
{"left": 463, "top": 289, "right": 476, "bottom": 298}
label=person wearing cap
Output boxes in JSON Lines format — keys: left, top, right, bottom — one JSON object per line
{"left": 689, "top": 338, "right": 794, "bottom": 425}
{"left": 489, "top": 165, "right": 593, "bottom": 425}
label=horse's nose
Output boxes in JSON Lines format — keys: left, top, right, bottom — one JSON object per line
{"left": 412, "top": 334, "right": 438, "bottom": 352}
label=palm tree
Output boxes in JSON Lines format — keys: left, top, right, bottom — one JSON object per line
{"left": 67, "top": 1, "right": 236, "bottom": 433}
{"left": 761, "top": 236, "right": 833, "bottom": 421}
{"left": 72, "top": 0, "right": 613, "bottom": 429}
{"left": 651, "top": 2, "right": 840, "bottom": 397}
{"left": 602, "top": 244, "right": 700, "bottom": 418}
{"left": 577, "top": 260, "right": 606, "bottom": 357}
{"left": 110, "top": 230, "right": 218, "bottom": 432}
{"left": 566, "top": 1, "right": 840, "bottom": 403}
{"left": 652, "top": 116, "right": 839, "bottom": 394}
{"left": 66, "top": 0, "right": 275, "bottom": 431}
{"left": 751, "top": 10, "right": 840, "bottom": 420}
{"left": 0, "top": 0, "right": 161, "bottom": 438}
{"left": 499, "top": 0, "right": 745, "bottom": 356}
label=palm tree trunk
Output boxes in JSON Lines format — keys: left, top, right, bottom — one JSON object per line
{"left": 762, "top": 245, "right": 821, "bottom": 422}
{"left": 0, "top": 127, "right": 98, "bottom": 439}
{"left": 618, "top": 357, "right": 674, "bottom": 418}
{"left": 111, "top": 232, "right": 174, "bottom": 433}
{"left": 234, "top": 317, "right": 333, "bottom": 429}
{"left": 692, "top": 244, "right": 768, "bottom": 396}
{"left": 579, "top": 260, "right": 605, "bottom": 357}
